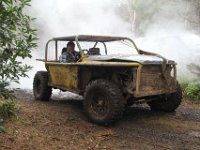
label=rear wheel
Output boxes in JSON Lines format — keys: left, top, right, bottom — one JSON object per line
{"left": 33, "top": 71, "right": 52, "bottom": 101}
{"left": 83, "top": 79, "right": 125, "bottom": 125}
{"left": 147, "top": 82, "right": 182, "bottom": 112}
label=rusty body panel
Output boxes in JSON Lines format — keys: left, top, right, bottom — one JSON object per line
{"left": 47, "top": 64, "right": 78, "bottom": 93}
{"left": 46, "top": 61, "right": 140, "bottom": 94}
{"left": 45, "top": 61, "right": 176, "bottom": 98}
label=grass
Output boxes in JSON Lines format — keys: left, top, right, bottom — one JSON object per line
{"left": 0, "top": 126, "right": 6, "bottom": 134}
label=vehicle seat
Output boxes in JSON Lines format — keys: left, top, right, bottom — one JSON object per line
{"left": 89, "top": 48, "right": 100, "bottom": 55}
{"left": 62, "top": 48, "right": 67, "bottom": 54}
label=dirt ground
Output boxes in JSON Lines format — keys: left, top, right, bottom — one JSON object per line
{"left": 0, "top": 89, "right": 200, "bottom": 150}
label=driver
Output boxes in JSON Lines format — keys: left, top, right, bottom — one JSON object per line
{"left": 60, "top": 41, "right": 80, "bottom": 63}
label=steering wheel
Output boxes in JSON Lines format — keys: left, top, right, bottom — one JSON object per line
{"left": 81, "top": 49, "right": 89, "bottom": 55}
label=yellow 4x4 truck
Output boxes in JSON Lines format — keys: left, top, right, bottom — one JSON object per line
{"left": 33, "top": 35, "right": 182, "bottom": 125}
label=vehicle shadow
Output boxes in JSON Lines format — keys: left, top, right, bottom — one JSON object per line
{"left": 50, "top": 98, "right": 83, "bottom": 110}
{"left": 122, "top": 105, "right": 173, "bottom": 122}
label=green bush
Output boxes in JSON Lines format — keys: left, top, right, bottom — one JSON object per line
{"left": 179, "top": 80, "right": 190, "bottom": 93}
{"left": 0, "top": 100, "right": 17, "bottom": 119}
{"left": 185, "top": 82, "right": 200, "bottom": 100}
{"left": 0, "top": 81, "right": 15, "bottom": 100}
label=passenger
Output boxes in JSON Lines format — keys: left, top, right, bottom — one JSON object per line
{"left": 60, "top": 41, "right": 80, "bottom": 63}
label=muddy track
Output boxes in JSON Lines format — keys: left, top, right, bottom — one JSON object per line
{"left": 1, "top": 89, "right": 200, "bottom": 150}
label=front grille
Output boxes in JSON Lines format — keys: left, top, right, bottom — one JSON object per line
{"left": 137, "top": 65, "right": 176, "bottom": 97}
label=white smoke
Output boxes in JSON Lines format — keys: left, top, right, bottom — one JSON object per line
{"left": 15, "top": 0, "right": 200, "bottom": 89}
{"left": 15, "top": 0, "right": 132, "bottom": 89}
{"left": 135, "top": 0, "right": 200, "bottom": 77}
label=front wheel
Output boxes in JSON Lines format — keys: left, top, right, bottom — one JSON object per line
{"left": 147, "top": 82, "right": 182, "bottom": 112}
{"left": 83, "top": 79, "right": 125, "bottom": 125}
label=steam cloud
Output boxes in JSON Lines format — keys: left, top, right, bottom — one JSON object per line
{"left": 16, "top": 0, "right": 200, "bottom": 89}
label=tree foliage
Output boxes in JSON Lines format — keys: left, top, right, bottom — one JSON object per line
{"left": 0, "top": 0, "right": 37, "bottom": 99}
{"left": 117, "top": 0, "right": 159, "bottom": 35}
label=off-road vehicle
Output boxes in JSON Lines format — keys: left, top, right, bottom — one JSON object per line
{"left": 33, "top": 35, "right": 182, "bottom": 125}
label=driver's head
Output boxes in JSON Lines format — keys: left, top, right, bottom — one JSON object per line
{"left": 67, "top": 41, "right": 75, "bottom": 52}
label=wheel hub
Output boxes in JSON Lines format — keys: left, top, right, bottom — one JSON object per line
{"left": 97, "top": 100, "right": 104, "bottom": 106}
{"left": 91, "top": 94, "right": 109, "bottom": 116}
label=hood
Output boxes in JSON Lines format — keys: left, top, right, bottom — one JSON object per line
{"left": 87, "top": 54, "right": 175, "bottom": 65}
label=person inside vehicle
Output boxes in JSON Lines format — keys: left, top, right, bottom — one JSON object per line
{"left": 60, "top": 41, "right": 80, "bottom": 63}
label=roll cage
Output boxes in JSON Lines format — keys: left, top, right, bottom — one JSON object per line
{"left": 45, "top": 35, "right": 140, "bottom": 61}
